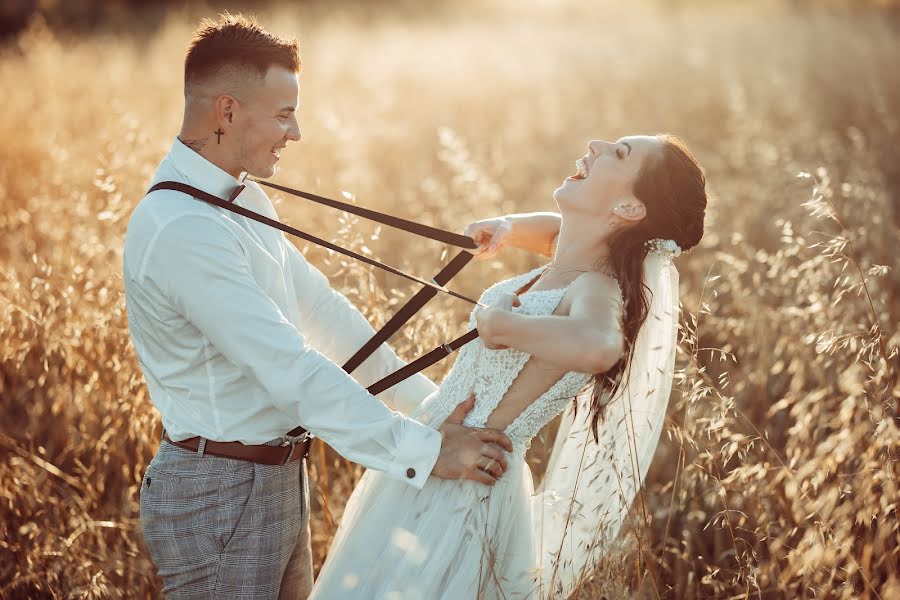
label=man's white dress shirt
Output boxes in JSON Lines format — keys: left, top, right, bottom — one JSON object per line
{"left": 123, "top": 137, "right": 442, "bottom": 489}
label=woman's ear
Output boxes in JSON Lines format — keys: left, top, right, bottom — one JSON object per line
{"left": 612, "top": 196, "right": 646, "bottom": 222}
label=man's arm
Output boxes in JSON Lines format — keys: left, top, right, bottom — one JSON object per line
{"left": 285, "top": 238, "right": 437, "bottom": 415}
{"left": 144, "top": 213, "right": 440, "bottom": 489}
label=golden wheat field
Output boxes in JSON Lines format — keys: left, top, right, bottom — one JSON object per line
{"left": 0, "top": 0, "right": 898, "bottom": 597}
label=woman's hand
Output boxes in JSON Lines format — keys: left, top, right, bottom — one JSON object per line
{"left": 463, "top": 216, "right": 514, "bottom": 260}
{"left": 474, "top": 292, "right": 522, "bottom": 349}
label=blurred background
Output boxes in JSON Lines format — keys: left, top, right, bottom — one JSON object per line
{"left": 0, "top": 0, "right": 897, "bottom": 598}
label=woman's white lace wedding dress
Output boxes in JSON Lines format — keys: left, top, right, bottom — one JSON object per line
{"left": 308, "top": 264, "right": 596, "bottom": 599}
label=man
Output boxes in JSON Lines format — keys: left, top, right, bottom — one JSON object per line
{"left": 124, "top": 14, "right": 529, "bottom": 598}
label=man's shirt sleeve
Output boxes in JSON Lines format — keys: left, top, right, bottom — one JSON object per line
{"left": 285, "top": 238, "right": 438, "bottom": 416}
{"left": 142, "top": 212, "right": 440, "bottom": 489}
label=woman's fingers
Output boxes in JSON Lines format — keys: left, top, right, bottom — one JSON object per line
{"left": 462, "top": 221, "right": 489, "bottom": 241}
{"left": 497, "top": 292, "right": 520, "bottom": 310}
{"left": 463, "top": 221, "right": 496, "bottom": 247}
{"left": 464, "top": 217, "right": 512, "bottom": 260}
{"left": 480, "top": 292, "right": 519, "bottom": 315}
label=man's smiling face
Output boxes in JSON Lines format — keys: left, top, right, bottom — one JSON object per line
{"left": 231, "top": 65, "right": 302, "bottom": 178}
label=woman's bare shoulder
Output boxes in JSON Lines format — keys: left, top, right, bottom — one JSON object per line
{"left": 568, "top": 271, "right": 624, "bottom": 318}
{"left": 571, "top": 270, "right": 621, "bottom": 297}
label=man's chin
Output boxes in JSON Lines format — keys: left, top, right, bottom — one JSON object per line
{"left": 245, "top": 164, "right": 277, "bottom": 180}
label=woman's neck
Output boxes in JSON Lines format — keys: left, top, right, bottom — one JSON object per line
{"left": 549, "top": 215, "right": 614, "bottom": 273}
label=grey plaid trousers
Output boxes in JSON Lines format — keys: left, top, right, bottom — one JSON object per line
{"left": 140, "top": 440, "right": 313, "bottom": 599}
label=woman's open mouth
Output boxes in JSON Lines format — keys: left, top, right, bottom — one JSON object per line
{"left": 566, "top": 157, "right": 589, "bottom": 180}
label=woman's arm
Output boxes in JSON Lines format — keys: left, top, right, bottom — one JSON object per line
{"left": 475, "top": 273, "right": 624, "bottom": 374}
{"left": 478, "top": 313, "right": 621, "bottom": 374}
{"left": 464, "top": 212, "right": 562, "bottom": 258}
{"left": 506, "top": 212, "right": 562, "bottom": 256}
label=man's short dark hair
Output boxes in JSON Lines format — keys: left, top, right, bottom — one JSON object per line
{"left": 184, "top": 12, "right": 301, "bottom": 97}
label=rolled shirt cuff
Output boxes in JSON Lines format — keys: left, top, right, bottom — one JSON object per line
{"left": 386, "top": 420, "right": 442, "bottom": 490}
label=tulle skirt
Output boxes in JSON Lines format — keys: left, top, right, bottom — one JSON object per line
{"left": 309, "top": 455, "right": 542, "bottom": 599}
{"left": 309, "top": 395, "right": 544, "bottom": 599}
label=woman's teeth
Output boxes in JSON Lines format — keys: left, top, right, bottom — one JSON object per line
{"left": 569, "top": 158, "right": 588, "bottom": 180}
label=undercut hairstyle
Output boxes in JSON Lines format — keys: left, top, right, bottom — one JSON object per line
{"left": 184, "top": 12, "right": 301, "bottom": 101}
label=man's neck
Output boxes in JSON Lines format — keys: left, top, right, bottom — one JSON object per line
{"left": 177, "top": 128, "right": 242, "bottom": 180}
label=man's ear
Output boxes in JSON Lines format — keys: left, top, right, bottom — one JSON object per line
{"left": 612, "top": 195, "right": 646, "bottom": 223}
{"left": 214, "top": 94, "right": 238, "bottom": 128}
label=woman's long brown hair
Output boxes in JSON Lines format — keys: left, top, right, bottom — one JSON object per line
{"left": 584, "top": 134, "right": 708, "bottom": 442}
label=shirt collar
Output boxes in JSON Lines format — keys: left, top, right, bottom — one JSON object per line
{"left": 167, "top": 136, "right": 247, "bottom": 198}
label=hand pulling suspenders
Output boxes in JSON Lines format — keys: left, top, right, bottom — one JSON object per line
{"left": 146, "top": 178, "right": 484, "bottom": 440}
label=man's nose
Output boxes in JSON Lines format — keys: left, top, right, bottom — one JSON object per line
{"left": 287, "top": 118, "right": 302, "bottom": 142}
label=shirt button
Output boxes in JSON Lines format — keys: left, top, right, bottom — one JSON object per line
{"left": 406, "top": 468, "right": 416, "bottom": 479}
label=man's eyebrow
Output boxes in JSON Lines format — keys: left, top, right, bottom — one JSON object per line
{"left": 278, "top": 106, "right": 296, "bottom": 113}
{"left": 623, "top": 141, "right": 632, "bottom": 156}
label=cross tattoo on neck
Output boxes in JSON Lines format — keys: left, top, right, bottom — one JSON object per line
{"left": 215, "top": 128, "right": 224, "bottom": 144}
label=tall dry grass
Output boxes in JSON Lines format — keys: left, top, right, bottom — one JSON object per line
{"left": 0, "top": 0, "right": 897, "bottom": 597}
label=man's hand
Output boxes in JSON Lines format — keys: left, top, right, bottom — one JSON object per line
{"left": 432, "top": 394, "right": 514, "bottom": 486}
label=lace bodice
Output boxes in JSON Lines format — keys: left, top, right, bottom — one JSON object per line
{"left": 434, "top": 264, "right": 594, "bottom": 454}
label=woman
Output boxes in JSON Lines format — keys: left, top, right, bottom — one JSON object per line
{"left": 309, "top": 134, "right": 707, "bottom": 599}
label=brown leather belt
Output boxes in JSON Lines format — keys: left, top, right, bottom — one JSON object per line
{"left": 163, "top": 431, "right": 311, "bottom": 465}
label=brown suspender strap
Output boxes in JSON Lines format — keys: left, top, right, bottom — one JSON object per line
{"left": 342, "top": 250, "right": 473, "bottom": 373}
{"left": 242, "top": 179, "right": 481, "bottom": 374}
{"left": 367, "top": 328, "right": 480, "bottom": 396}
{"left": 250, "top": 178, "right": 477, "bottom": 248}
{"left": 146, "top": 180, "right": 483, "bottom": 438}
{"left": 147, "top": 181, "right": 482, "bottom": 306}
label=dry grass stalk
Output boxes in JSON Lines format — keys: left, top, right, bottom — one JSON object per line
{"left": 1, "top": 1, "right": 897, "bottom": 597}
